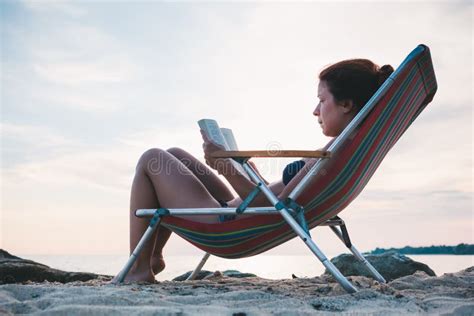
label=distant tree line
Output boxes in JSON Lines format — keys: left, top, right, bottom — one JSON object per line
{"left": 369, "top": 243, "right": 474, "bottom": 255}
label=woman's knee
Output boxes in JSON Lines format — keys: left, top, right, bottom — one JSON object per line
{"left": 167, "top": 147, "right": 188, "bottom": 159}
{"left": 137, "top": 148, "right": 169, "bottom": 174}
{"left": 167, "top": 147, "right": 197, "bottom": 168}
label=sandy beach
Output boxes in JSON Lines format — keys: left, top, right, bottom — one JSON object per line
{"left": 1, "top": 267, "right": 473, "bottom": 315}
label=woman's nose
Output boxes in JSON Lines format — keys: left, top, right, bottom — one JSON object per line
{"left": 313, "top": 103, "right": 320, "bottom": 116}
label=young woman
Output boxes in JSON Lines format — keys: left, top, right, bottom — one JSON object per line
{"left": 119, "top": 59, "right": 394, "bottom": 283}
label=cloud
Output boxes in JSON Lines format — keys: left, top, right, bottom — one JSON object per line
{"left": 359, "top": 189, "right": 472, "bottom": 211}
{"left": 368, "top": 102, "right": 473, "bottom": 193}
{"left": 1, "top": 125, "right": 144, "bottom": 193}
{"left": 1, "top": 124, "right": 202, "bottom": 194}
{"left": 3, "top": 147, "right": 135, "bottom": 193}
{"left": 1, "top": 122, "right": 135, "bottom": 192}
{"left": 1, "top": 122, "right": 76, "bottom": 168}
{"left": 1, "top": 123, "right": 69, "bottom": 149}
{"left": 3, "top": 8, "right": 139, "bottom": 113}
{"left": 34, "top": 86, "right": 123, "bottom": 112}
{"left": 3, "top": 63, "right": 129, "bottom": 112}
{"left": 33, "top": 57, "right": 136, "bottom": 86}
{"left": 21, "top": 0, "right": 86, "bottom": 17}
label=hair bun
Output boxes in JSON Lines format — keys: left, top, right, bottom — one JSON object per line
{"left": 377, "top": 64, "right": 394, "bottom": 85}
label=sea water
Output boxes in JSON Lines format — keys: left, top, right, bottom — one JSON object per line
{"left": 19, "top": 254, "right": 474, "bottom": 281}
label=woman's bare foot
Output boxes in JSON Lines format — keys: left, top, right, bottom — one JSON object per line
{"left": 125, "top": 269, "right": 155, "bottom": 283}
{"left": 151, "top": 255, "right": 166, "bottom": 275}
{"left": 111, "top": 267, "right": 155, "bottom": 284}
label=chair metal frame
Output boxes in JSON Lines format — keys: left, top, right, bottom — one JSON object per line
{"left": 114, "top": 45, "right": 432, "bottom": 293}
{"left": 114, "top": 155, "right": 386, "bottom": 293}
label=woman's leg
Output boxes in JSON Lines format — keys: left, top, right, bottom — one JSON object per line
{"left": 147, "top": 147, "right": 235, "bottom": 274}
{"left": 167, "top": 147, "right": 234, "bottom": 202}
{"left": 126, "top": 148, "right": 222, "bottom": 282}
{"left": 126, "top": 158, "right": 162, "bottom": 282}
{"left": 149, "top": 147, "right": 235, "bottom": 273}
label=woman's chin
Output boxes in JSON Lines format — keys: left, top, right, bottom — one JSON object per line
{"left": 320, "top": 125, "right": 335, "bottom": 137}
{"left": 322, "top": 130, "right": 336, "bottom": 137}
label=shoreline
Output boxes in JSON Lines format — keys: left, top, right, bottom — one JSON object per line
{"left": 16, "top": 253, "right": 474, "bottom": 282}
{"left": 1, "top": 267, "right": 473, "bottom": 315}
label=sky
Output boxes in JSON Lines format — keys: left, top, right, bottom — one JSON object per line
{"left": 1, "top": 0, "right": 472, "bottom": 257}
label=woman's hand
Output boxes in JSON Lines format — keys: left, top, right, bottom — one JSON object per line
{"left": 200, "top": 130, "right": 230, "bottom": 173}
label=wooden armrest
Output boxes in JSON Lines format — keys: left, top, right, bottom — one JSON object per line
{"left": 211, "top": 150, "right": 331, "bottom": 158}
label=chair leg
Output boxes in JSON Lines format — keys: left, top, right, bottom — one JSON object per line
{"left": 275, "top": 208, "right": 358, "bottom": 293}
{"left": 329, "top": 225, "right": 386, "bottom": 283}
{"left": 301, "top": 232, "right": 358, "bottom": 293}
{"left": 230, "top": 164, "right": 356, "bottom": 292}
{"left": 112, "top": 213, "right": 162, "bottom": 284}
{"left": 186, "top": 252, "right": 211, "bottom": 281}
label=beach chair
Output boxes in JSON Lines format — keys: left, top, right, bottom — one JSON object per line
{"left": 114, "top": 44, "right": 437, "bottom": 293}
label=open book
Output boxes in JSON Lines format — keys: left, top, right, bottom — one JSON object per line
{"left": 198, "top": 119, "right": 250, "bottom": 180}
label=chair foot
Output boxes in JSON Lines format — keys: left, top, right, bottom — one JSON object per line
{"left": 329, "top": 224, "right": 386, "bottom": 283}
{"left": 321, "top": 258, "right": 358, "bottom": 293}
{"left": 186, "top": 252, "right": 211, "bottom": 281}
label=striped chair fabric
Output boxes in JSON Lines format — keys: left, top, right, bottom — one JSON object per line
{"left": 160, "top": 45, "right": 438, "bottom": 259}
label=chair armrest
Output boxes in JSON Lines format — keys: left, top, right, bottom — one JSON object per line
{"left": 211, "top": 150, "right": 331, "bottom": 158}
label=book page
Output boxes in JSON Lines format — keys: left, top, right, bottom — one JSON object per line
{"left": 220, "top": 128, "right": 238, "bottom": 151}
{"left": 198, "top": 119, "right": 249, "bottom": 180}
{"left": 197, "top": 119, "right": 230, "bottom": 149}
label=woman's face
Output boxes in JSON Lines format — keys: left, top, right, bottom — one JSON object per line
{"left": 313, "top": 80, "right": 353, "bottom": 137}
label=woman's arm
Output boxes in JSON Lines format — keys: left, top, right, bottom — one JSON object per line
{"left": 276, "top": 157, "right": 319, "bottom": 201}
{"left": 226, "top": 180, "right": 284, "bottom": 207}
{"left": 201, "top": 131, "right": 330, "bottom": 206}
{"left": 223, "top": 161, "right": 284, "bottom": 200}
{"left": 277, "top": 139, "right": 334, "bottom": 200}
{"left": 201, "top": 132, "right": 280, "bottom": 206}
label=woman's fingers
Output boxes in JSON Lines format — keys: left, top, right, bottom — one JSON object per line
{"left": 200, "top": 131, "right": 226, "bottom": 150}
{"left": 200, "top": 130, "right": 212, "bottom": 143}
{"left": 200, "top": 131, "right": 227, "bottom": 170}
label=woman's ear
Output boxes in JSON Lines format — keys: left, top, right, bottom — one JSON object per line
{"left": 340, "top": 99, "right": 354, "bottom": 114}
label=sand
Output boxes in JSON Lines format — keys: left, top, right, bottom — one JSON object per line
{"left": 1, "top": 268, "right": 473, "bottom": 315}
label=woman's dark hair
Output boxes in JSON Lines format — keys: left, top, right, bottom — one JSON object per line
{"left": 319, "top": 59, "right": 394, "bottom": 112}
